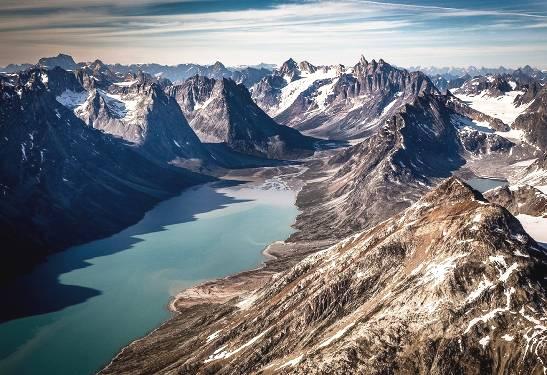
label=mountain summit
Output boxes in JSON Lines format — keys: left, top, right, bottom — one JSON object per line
{"left": 168, "top": 75, "right": 318, "bottom": 159}
{"left": 101, "top": 177, "right": 547, "bottom": 374}
{"left": 251, "top": 55, "right": 438, "bottom": 140}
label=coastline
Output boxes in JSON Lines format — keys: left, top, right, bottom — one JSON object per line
{"left": 99, "top": 153, "right": 340, "bottom": 374}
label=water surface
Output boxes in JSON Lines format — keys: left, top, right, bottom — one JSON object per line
{"left": 0, "top": 180, "right": 297, "bottom": 375}
{"left": 466, "top": 177, "right": 508, "bottom": 193}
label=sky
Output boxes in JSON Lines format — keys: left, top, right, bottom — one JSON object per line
{"left": 1, "top": 0, "right": 546, "bottom": 69}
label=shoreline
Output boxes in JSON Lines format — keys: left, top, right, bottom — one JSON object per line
{"left": 100, "top": 152, "right": 341, "bottom": 373}
{"left": 166, "top": 165, "right": 310, "bottom": 313}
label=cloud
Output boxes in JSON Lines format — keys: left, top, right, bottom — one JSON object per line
{"left": 0, "top": 0, "right": 546, "bottom": 68}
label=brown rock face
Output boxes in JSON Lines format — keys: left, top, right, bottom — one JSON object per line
{"left": 291, "top": 93, "right": 464, "bottom": 241}
{"left": 485, "top": 185, "right": 547, "bottom": 217}
{"left": 101, "top": 177, "right": 547, "bottom": 374}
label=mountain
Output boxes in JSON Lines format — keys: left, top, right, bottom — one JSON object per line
{"left": 100, "top": 177, "right": 547, "bottom": 374}
{"left": 167, "top": 75, "right": 318, "bottom": 159}
{"left": 1, "top": 53, "right": 272, "bottom": 88}
{"left": 516, "top": 155, "right": 547, "bottom": 187}
{"left": 451, "top": 73, "right": 545, "bottom": 150}
{"left": 37, "top": 53, "right": 78, "bottom": 70}
{"left": 0, "top": 63, "right": 33, "bottom": 73}
{"left": 429, "top": 73, "right": 471, "bottom": 93}
{"left": 108, "top": 61, "right": 271, "bottom": 87}
{"left": 44, "top": 66, "right": 210, "bottom": 164}
{"left": 291, "top": 92, "right": 468, "bottom": 241}
{"left": 251, "top": 56, "right": 438, "bottom": 140}
{"left": 0, "top": 69, "right": 211, "bottom": 282}
{"left": 484, "top": 185, "right": 547, "bottom": 217}
{"left": 414, "top": 65, "right": 517, "bottom": 79}
{"left": 512, "top": 86, "right": 547, "bottom": 150}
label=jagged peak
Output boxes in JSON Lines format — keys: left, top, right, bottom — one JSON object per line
{"left": 282, "top": 57, "right": 297, "bottom": 65}
{"left": 279, "top": 58, "right": 298, "bottom": 72}
{"left": 421, "top": 176, "right": 486, "bottom": 206}
{"left": 38, "top": 53, "right": 75, "bottom": 62}
{"left": 91, "top": 59, "right": 105, "bottom": 67}
{"left": 211, "top": 61, "right": 226, "bottom": 69}
{"left": 298, "top": 60, "right": 316, "bottom": 73}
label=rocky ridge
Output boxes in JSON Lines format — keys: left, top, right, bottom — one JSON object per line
{"left": 101, "top": 178, "right": 547, "bottom": 374}
{"left": 168, "top": 75, "right": 318, "bottom": 159}
{"left": 251, "top": 56, "right": 438, "bottom": 140}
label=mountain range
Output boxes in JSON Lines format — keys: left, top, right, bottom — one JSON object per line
{"left": 1, "top": 52, "right": 546, "bottom": 373}
{"left": 101, "top": 177, "right": 547, "bottom": 374}
{"left": 167, "top": 75, "right": 318, "bottom": 159}
{"left": 0, "top": 57, "right": 317, "bottom": 281}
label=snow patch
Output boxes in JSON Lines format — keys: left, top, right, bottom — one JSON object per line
{"left": 277, "top": 355, "right": 304, "bottom": 369}
{"left": 479, "top": 335, "right": 490, "bottom": 348}
{"left": 56, "top": 89, "right": 88, "bottom": 110}
{"left": 113, "top": 80, "right": 138, "bottom": 87}
{"left": 204, "top": 330, "right": 269, "bottom": 363}
{"left": 319, "top": 322, "right": 355, "bottom": 348}
{"left": 206, "top": 330, "right": 222, "bottom": 343}
{"left": 466, "top": 276, "right": 494, "bottom": 303}
{"left": 454, "top": 91, "right": 533, "bottom": 125}
{"left": 516, "top": 214, "right": 547, "bottom": 245}
{"left": 499, "top": 263, "right": 518, "bottom": 283}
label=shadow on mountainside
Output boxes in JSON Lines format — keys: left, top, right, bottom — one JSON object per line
{"left": 0, "top": 180, "right": 250, "bottom": 325}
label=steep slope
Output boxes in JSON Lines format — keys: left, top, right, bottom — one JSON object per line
{"left": 292, "top": 93, "right": 465, "bottom": 240}
{"left": 512, "top": 87, "right": 547, "bottom": 150}
{"left": 168, "top": 75, "right": 318, "bottom": 159}
{"left": 516, "top": 155, "right": 547, "bottom": 190}
{"left": 0, "top": 69, "right": 210, "bottom": 282}
{"left": 451, "top": 74, "right": 539, "bottom": 144}
{"left": 251, "top": 56, "right": 438, "bottom": 140}
{"left": 485, "top": 185, "right": 547, "bottom": 217}
{"left": 101, "top": 178, "right": 547, "bottom": 374}
{"left": 47, "top": 66, "right": 210, "bottom": 164}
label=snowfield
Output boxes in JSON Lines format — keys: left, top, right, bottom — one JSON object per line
{"left": 516, "top": 214, "right": 547, "bottom": 246}
{"left": 455, "top": 91, "right": 533, "bottom": 125}
{"left": 271, "top": 67, "right": 339, "bottom": 116}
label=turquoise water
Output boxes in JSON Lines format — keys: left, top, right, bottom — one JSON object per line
{"left": 466, "top": 177, "right": 508, "bottom": 193}
{"left": 0, "top": 181, "right": 297, "bottom": 375}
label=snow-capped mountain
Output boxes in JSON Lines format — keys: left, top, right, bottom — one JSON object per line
{"left": 430, "top": 73, "right": 471, "bottom": 93}
{"left": 101, "top": 177, "right": 547, "bottom": 374}
{"left": 512, "top": 87, "right": 547, "bottom": 150}
{"left": 109, "top": 60, "right": 271, "bottom": 87}
{"left": 414, "top": 65, "right": 515, "bottom": 79}
{"left": 484, "top": 184, "right": 547, "bottom": 217}
{"left": 37, "top": 53, "right": 78, "bottom": 70}
{"left": 251, "top": 56, "right": 438, "bottom": 140}
{"left": 516, "top": 155, "right": 547, "bottom": 189}
{"left": 451, "top": 73, "right": 544, "bottom": 148}
{"left": 1, "top": 54, "right": 272, "bottom": 89}
{"left": 167, "top": 75, "right": 318, "bottom": 159}
{"left": 42, "top": 66, "right": 210, "bottom": 163}
{"left": 0, "top": 70, "right": 211, "bottom": 282}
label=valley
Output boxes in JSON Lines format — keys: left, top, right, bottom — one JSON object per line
{"left": 1, "top": 51, "right": 546, "bottom": 374}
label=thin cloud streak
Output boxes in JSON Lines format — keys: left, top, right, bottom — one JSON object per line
{"left": 0, "top": 0, "right": 545, "bottom": 68}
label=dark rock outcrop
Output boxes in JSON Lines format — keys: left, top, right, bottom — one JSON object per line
{"left": 168, "top": 76, "right": 318, "bottom": 159}
{"left": 0, "top": 68, "right": 211, "bottom": 283}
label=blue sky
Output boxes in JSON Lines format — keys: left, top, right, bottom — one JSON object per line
{"left": 1, "top": 0, "right": 546, "bottom": 68}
